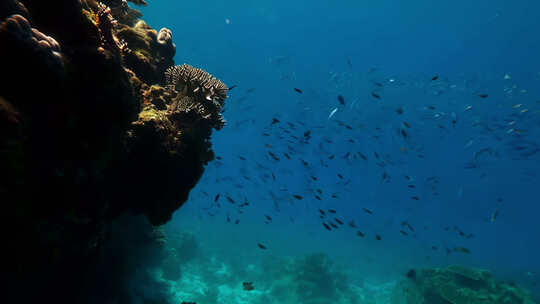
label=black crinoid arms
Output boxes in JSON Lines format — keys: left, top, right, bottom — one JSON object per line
{"left": 165, "top": 64, "right": 228, "bottom": 130}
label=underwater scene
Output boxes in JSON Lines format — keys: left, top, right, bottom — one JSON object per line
{"left": 1, "top": 0, "right": 539, "bottom": 303}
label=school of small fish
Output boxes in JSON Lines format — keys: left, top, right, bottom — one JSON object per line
{"left": 193, "top": 59, "right": 539, "bottom": 277}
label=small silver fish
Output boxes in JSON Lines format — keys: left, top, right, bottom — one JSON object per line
{"left": 328, "top": 107, "right": 338, "bottom": 119}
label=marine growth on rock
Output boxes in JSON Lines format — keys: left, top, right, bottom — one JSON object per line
{"left": 165, "top": 64, "right": 229, "bottom": 130}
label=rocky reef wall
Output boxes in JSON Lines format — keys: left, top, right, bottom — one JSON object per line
{"left": 0, "top": 1, "right": 228, "bottom": 303}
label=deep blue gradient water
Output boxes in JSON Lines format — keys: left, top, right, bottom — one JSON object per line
{"left": 140, "top": 0, "right": 539, "bottom": 302}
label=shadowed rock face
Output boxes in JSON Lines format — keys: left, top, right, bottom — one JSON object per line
{"left": 0, "top": 1, "right": 227, "bottom": 302}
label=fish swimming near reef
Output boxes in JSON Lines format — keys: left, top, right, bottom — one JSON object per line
{"left": 453, "top": 246, "right": 471, "bottom": 254}
{"left": 243, "top": 282, "right": 255, "bottom": 291}
{"left": 406, "top": 269, "right": 416, "bottom": 279}
{"left": 362, "top": 208, "right": 373, "bottom": 215}
{"left": 490, "top": 209, "right": 500, "bottom": 223}
{"left": 328, "top": 107, "right": 338, "bottom": 119}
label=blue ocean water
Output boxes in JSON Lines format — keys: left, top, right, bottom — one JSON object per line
{"left": 140, "top": 1, "right": 539, "bottom": 302}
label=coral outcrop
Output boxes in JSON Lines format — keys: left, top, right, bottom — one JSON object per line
{"left": 391, "top": 265, "right": 537, "bottom": 304}
{"left": 166, "top": 64, "right": 228, "bottom": 130}
{"left": 0, "top": 0, "right": 227, "bottom": 303}
{"left": 263, "top": 253, "right": 358, "bottom": 304}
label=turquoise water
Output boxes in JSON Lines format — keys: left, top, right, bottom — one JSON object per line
{"left": 137, "top": 1, "right": 539, "bottom": 303}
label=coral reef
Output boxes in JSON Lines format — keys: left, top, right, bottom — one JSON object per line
{"left": 116, "top": 19, "right": 176, "bottom": 84}
{"left": 391, "top": 265, "right": 537, "bottom": 304}
{"left": 0, "top": 0, "right": 227, "bottom": 303}
{"left": 291, "top": 253, "right": 358, "bottom": 304}
{"left": 264, "top": 253, "right": 358, "bottom": 304}
{"left": 166, "top": 64, "right": 228, "bottom": 130}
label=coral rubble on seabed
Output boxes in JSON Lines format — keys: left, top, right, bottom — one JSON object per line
{"left": 0, "top": 0, "right": 227, "bottom": 303}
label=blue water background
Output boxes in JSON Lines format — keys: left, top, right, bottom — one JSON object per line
{"left": 141, "top": 0, "right": 540, "bottom": 291}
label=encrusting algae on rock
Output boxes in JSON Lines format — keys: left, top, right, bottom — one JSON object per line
{"left": 116, "top": 19, "right": 176, "bottom": 84}
{"left": 0, "top": 0, "right": 228, "bottom": 303}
